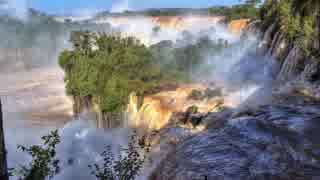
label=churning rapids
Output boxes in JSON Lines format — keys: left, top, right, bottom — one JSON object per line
{"left": 0, "top": 13, "right": 278, "bottom": 179}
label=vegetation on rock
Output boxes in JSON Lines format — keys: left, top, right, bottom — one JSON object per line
{"left": 209, "top": 0, "right": 261, "bottom": 21}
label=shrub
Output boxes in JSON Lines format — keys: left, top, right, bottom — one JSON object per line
{"left": 89, "top": 132, "right": 150, "bottom": 180}
{"left": 13, "top": 130, "right": 60, "bottom": 180}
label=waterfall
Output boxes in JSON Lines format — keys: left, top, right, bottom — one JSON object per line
{"left": 277, "top": 45, "right": 303, "bottom": 81}
{"left": 267, "top": 31, "right": 284, "bottom": 57}
{"left": 126, "top": 93, "right": 173, "bottom": 130}
{"left": 125, "top": 85, "right": 227, "bottom": 131}
{"left": 257, "top": 23, "right": 276, "bottom": 55}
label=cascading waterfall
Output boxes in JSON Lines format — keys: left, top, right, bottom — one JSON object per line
{"left": 126, "top": 92, "right": 174, "bottom": 130}
{"left": 277, "top": 45, "right": 304, "bottom": 81}
{"left": 268, "top": 31, "right": 287, "bottom": 58}
{"left": 125, "top": 85, "right": 228, "bottom": 131}
{"left": 257, "top": 23, "right": 276, "bottom": 55}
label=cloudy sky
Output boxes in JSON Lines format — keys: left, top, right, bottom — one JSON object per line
{"left": 29, "top": 0, "right": 241, "bottom": 15}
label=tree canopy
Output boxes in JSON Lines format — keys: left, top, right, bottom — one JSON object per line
{"left": 260, "top": 0, "right": 318, "bottom": 54}
{"left": 60, "top": 32, "right": 164, "bottom": 113}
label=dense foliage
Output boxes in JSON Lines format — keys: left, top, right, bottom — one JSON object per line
{"left": 260, "top": 0, "right": 319, "bottom": 54}
{"left": 95, "top": 2, "right": 260, "bottom": 20}
{"left": 60, "top": 32, "right": 165, "bottom": 113}
{"left": 11, "top": 131, "right": 150, "bottom": 180}
{"left": 209, "top": 1, "right": 260, "bottom": 21}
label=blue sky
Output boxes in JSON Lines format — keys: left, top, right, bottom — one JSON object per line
{"left": 30, "top": 0, "right": 241, "bottom": 15}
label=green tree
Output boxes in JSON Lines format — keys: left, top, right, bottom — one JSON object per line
{"left": 292, "top": 0, "right": 320, "bottom": 49}
{"left": 278, "top": 0, "right": 300, "bottom": 41}
{"left": 259, "top": 0, "right": 317, "bottom": 53}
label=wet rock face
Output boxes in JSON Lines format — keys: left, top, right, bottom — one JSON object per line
{"left": 173, "top": 106, "right": 208, "bottom": 128}
{"left": 151, "top": 104, "right": 320, "bottom": 180}
{"left": 301, "top": 57, "right": 320, "bottom": 83}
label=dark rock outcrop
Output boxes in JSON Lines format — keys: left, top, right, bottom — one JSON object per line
{"left": 151, "top": 103, "right": 320, "bottom": 180}
{"left": 301, "top": 56, "right": 320, "bottom": 83}
{"left": 173, "top": 106, "right": 208, "bottom": 128}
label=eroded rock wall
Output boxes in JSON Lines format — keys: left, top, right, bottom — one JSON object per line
{"left": 151, "top": 103, "right": 320, "bottom": 180}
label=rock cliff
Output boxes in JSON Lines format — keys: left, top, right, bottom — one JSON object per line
{"left": 149, "top": 19, "right": 320, "bottom": 180}
{"left": 151, "top": 101, "right": 320, "bottom": 180}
